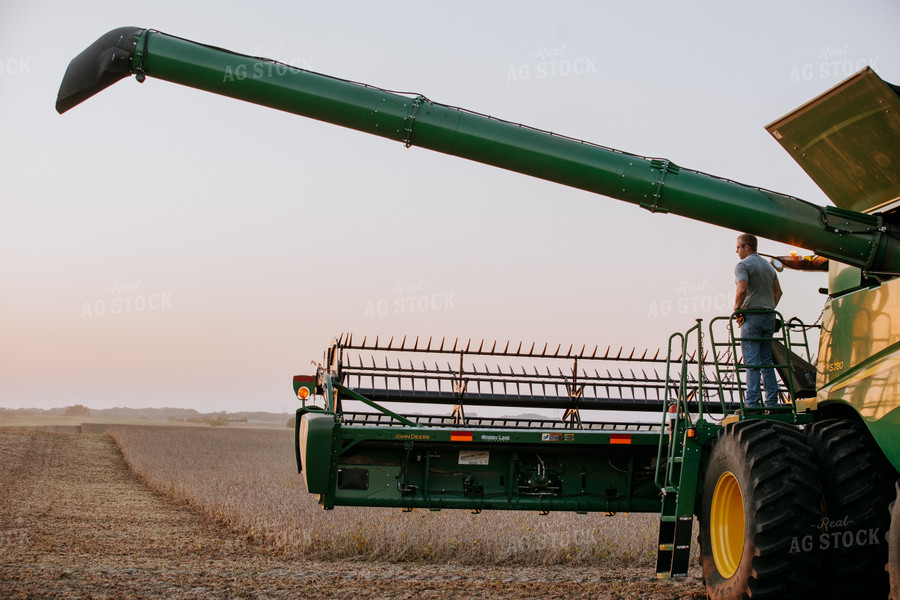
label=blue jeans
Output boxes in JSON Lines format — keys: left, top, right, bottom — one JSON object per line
{"left": 740, "top": 312, "right": 779, "bottom": 408}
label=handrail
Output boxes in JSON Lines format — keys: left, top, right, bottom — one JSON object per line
{"left": 711, "top": 310, "right": 797, "bottom": 415}
{"left": 655, "top": 319, "right": 702, "bottom": 491}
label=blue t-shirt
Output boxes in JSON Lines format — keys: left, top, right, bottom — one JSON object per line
{"left": 735, "top": 253, "right": 778, "bottom": 309}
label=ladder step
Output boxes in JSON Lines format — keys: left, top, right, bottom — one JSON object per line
{"left": 659, "top": 543, "right": 674, "bottom": 551}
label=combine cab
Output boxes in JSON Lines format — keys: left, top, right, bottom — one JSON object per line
{"left": 58, "top": 28, "right": 900, "bottom": 599}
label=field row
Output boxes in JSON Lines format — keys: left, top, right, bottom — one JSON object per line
{"left": 109, "top": 425, "right": 666, "bottom": 566}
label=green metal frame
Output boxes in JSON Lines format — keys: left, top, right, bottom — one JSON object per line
{"left": 291, "top": 313, "right": 829, "bottom": 576}
{"left": 55, "top": 27, "right": 900, "bottom": 582}
{"left": 297, "top": 405, "right": 664, "bottom": 512}
{"left": 57, "top": 28, "right": 900, "bottom": 276}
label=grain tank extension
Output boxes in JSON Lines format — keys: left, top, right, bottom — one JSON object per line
{"left": 58, "top": 27, "right": 900, "bottom": 600}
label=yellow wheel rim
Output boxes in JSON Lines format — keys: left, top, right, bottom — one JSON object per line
{"left": 710, "top": 471, "right": 745, "bottom": 578}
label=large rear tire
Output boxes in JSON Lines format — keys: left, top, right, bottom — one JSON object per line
{"left": 806, "top": 419, "right": 893, "bottom": 599}
{"left": 699, "top": 420, "right": 821, "bottom": 600}
{"left": 889, "top": 480, "right": 900, "bottom": 600}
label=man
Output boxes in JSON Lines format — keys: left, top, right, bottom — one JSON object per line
{"left": 734, "top": 233, "right": 783, "bottom": 408}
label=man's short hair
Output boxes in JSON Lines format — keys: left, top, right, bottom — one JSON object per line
{"left": 737, "top": 233, "right": 758, "bottom": 252}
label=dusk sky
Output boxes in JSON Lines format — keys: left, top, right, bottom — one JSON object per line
{"left": 2, "top": 0, "right": 899, "bottom": 413}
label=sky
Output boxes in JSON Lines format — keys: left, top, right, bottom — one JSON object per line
{"left": 2, "top": 0, "right": 899, "bottom": 413}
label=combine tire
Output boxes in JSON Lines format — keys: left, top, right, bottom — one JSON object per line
{"left": 890, "top": 480, "right": 900, "bottom": 600}
{"left": 806, "top": 419, "right": 893, "bottom": 600}
{"left": 698, "top": 420, "right": 821, "bottom": 600}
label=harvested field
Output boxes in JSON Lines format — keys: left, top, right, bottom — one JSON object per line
{"left": 0, "top": 427, "right": 705, "bottom": 598}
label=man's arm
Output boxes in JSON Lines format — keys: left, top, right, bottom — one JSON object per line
{"left": 734, "top": 280, "right": 748, "bottom": 312}
{"left": 773, "top": 277, "right": 783, "bottom": 307}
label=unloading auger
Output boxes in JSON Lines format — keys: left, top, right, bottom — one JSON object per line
{"left": 59, "top": 27, "right": 900, "bottom": 600}
{"left": 57, "top": 28, "right": 900, "bottom": 274}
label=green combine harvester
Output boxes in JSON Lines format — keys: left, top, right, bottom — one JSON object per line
{"left": 58, "top": 27, "right": 900, "bottom": 600}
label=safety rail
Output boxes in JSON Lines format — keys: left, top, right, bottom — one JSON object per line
{"left": 709, "top": 310, "right": 798, "bottom": 415}
{"left": 654, "top": 319, "right": 708, "bottom": 578}
{"left": 785, "top": 316, "right": 818, "bottom": 364}
{"left": 655, "top": 319, "right": 703, "bottom": 493}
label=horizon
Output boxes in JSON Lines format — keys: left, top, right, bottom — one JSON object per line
{"left": 3, "top": 0, "right": 899, "bottom": 413}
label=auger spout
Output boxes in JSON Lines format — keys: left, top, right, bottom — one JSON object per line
{"left": 57, "top": 28, "right": 900, "bottom": 275}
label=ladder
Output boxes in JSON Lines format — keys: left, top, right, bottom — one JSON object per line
{"left": 654, "top": 321, "right": 705, "bottom": 578}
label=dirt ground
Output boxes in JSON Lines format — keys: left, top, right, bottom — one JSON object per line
{"left": 0, "top": 429, "right": 706, "bottom": 599}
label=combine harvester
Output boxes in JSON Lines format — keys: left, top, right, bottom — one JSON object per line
{"left": 58, "top": 28, "right": 900, "bottom": 599}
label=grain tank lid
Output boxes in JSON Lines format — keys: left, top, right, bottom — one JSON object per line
{"left": 765, "top": 67, "right": 900, "bottom": 214}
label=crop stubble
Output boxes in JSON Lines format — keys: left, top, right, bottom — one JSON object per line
{"left": 0, "top": 427, "right": 704, "bottom": 599}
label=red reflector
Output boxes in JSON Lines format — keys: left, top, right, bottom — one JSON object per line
{"left": 610, "top": 434, "right": 631, "bottom": 445}
{"left": 451, "top": 431, "right": 473, "bottom": 442}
